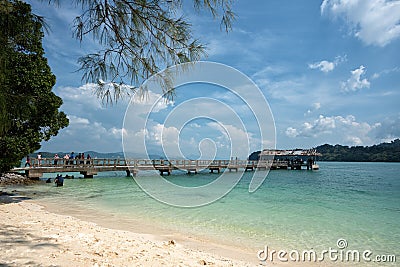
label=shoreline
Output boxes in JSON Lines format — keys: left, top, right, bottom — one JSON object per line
{"left": 1, "top": 199, "right": 259, "bottom": 266}
{"left": 0, "top": 195, "right": 341, "bottom": 266}
{"left": 39, "top": 198, "right": 261, "bottom": 265}
{"left": 1, "top": 181, "right": 263, "bottom": 266}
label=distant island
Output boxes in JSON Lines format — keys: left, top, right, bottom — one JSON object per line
{"left": 249, "top": 139, "right": 400, "bottom": 162}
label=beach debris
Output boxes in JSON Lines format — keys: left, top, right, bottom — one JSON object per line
{"left": 167, "top": 240, "right": 175, "bottom": 246}
{"left": 199, "top": 259, "right": 207, "bottom": 265}
{"left": 93, "top": 251, "right": 103, "bottom": 257}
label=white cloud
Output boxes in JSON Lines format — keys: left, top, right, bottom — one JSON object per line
{"left": 110, "top": 127, "right": 126, "bottom": 138}
{"left": 321, "top": 0, "right": 400, "bottom": 47}
{"left": 313, "top": 115, "right": 336, "bottom": 132}
{"left": 130, "top": 120, "right": 260, "bottom": 159}
{"left": 252, "top": 65, "right": 288, "bottom": 77}
{"left": 149, "top": 124, "right": 179, "bottom": 146}
{"left": 313, "top": 102, "right": 321, "bottom": 110}
{"left": 341, "top": 65, "right": 370, "bottom": 91}
{"left": 67, "top": 115, "right": 89, "bottom": 125}
{"left": 372, "top": 115, "right": 400, "bottom": 142}
{"left": 305, "top": 102, "right": 322, "bottom": 116}
{"left": 255, "top": 77, "right": 305, "bottom": 102}
{"left": 43, "top": 115, "right": 125, "bottom": 152}
{"left": 285, "top": 127, "right": 299, "bottom": 138}
{"left": 371, "top": 66, "right": 400, "bottom": 79}
{"left": 131, "top": 90, "right": 174, "bottom": 112}
{"left": 56, "top": 84, "right": 103, "bottom": 110}
{"left": 42, "top": 83, "right": 174, "bottom": 153}
{"left": 207, "top": 122, "right": 255, "bottom": 159}
{"left": 309, "top": 60, "right": 335, "bottom": 73}
{"left": 285, "top": 114, "right": 379, "bottom": 146}
{"left": 308, "top": 55, "right": 347, "bottom": 73}
{"left": 346, "top": 136, "right": 363, "bottom": 146}
{"left": 189, "top": 123, "right": 201, "bottom": 128}
{"left": 146, "top": 123, "right": 181, "bottom": 158}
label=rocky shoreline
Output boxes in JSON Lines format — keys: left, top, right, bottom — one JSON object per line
{"left": 0, "top": 172, "right": 38, "bottom": 186}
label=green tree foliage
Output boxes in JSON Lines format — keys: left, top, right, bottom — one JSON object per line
{"left": 248, "top": 140, "right": 400, "bottom": 162}
{"left": 248, "top": 150, "right": 261, "bottom": 160}
{"left": 0, "top": 0, "right": 69, "bottom": 172}
{"left": 316, "top": 139, "right": 400, "bottom": 162}
{"left": 51, "top": 0, "right": 235, "bottom": 103}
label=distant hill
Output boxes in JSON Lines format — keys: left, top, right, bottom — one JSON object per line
{"left": 316, "top": 139, "right": 400, "bottom": 162}
{"left": 248, "top": 151, "right": 261, "bottom": 161}
{"left": 248, "top": 139, "right": 400, "bottom": 162}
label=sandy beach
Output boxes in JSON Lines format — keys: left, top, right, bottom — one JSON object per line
{"left": 0, "top": 198, "right": 259, "bottom": 266}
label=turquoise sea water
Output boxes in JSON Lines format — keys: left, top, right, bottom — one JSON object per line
{"left": 12, "top": 162, "right": 400, "bottom": 264}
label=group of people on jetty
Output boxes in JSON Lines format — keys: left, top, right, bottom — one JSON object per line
{"left": 61, "top": 152, "right": 92, "bottom": 165}
{"left": 25, "top": 152, "right": 92, "bottom": 167}
{"left": 24, "top": 152, "right": 91, "bottom": 187}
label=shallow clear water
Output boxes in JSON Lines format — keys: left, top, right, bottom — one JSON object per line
{"left": 13, "top": 162, "right": 400, "bottom": 263}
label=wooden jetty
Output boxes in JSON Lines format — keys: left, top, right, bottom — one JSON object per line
{"left": 11, "top": 156, "right": 319, "bottom": 179}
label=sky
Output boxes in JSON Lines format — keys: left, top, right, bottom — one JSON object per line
{"left": 26, "top": 0, "right": 400, "bottom": 159}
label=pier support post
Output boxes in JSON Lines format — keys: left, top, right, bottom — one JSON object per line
{"left": 159, "top": 169, "right": 171, "bottom": 176}
{"left": 245, "top": 166, "right": 254, "bottom": 171}
{"left": 187, "top": 169, "right": 197, "bottom": 174}
{"left": 25, "top": 169, "right": 43, "bottom": 179}
{"left": 209, "top": 167, "right": 220, "bottom": 173}
{"left": 126, "top": 169, "right": 138, "bottom": 177}
{"left": 80, "top": 171, "right": 97, "bottom": 178}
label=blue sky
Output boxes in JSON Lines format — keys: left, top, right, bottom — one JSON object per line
{"left": 27, "top": 0, "right": 400, "bottom": 158}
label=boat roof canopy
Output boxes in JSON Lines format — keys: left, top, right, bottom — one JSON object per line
{"left": 260, "top": 149, "right": 322, "bottom": 156}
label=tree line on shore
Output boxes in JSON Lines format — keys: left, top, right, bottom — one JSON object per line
{"left": 316, "top": 139, "right": 400, "bottom": 162}
{"left": 248, "top": 139, "right": 400, "bottom": 162}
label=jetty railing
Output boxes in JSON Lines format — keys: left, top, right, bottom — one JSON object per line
{"left": 25, "top": 158, "right": 259, "bottom": 168}
{"left": 13, "top": 157, "right": 316, "bottom": 178}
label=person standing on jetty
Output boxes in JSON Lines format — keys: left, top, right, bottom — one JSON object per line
{"left": 70, "top": 152, "right": 75, "bottom": 165}
{"left": 86, "top": 154, "right": 91, "bottom": 164}
{"left": 25, "top": 155, "right": 30, "bottom": 167}
{"left": 63, "top": 153, "right": 70, "bottom": 165}
{"left": 37, "top": 153, "right": 42, "bottom": 166}
{"left": 54, "top": 154, "right": 59, "bottom": 165}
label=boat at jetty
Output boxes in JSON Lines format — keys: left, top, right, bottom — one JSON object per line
{"left": 259, "top": 149, "right": 321, "bottom": 170}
